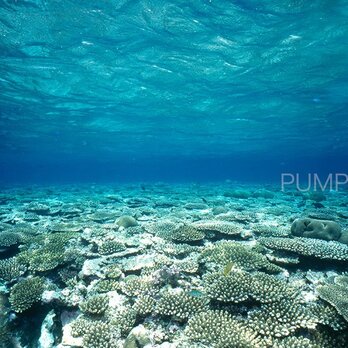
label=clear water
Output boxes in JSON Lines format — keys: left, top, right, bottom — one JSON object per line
{"left": 1, "top": 0, "right": 348, "bottom": 183}
{"left": 1, "top": 3, "right": 348, "bottom": 347}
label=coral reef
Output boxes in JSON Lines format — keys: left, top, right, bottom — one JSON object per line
{"left": 1, "top": 183, "right": 348, "bottom": 346}
{"left": 155, "top": 290, "right": 207, "bottom": 320}
{"left": 98, "top": 240, "right": 126, "bottom": 254}
{"left": 186, "top": 310, "right": 261, "bottom": 347}
{"left": 170, "top": 224, "right": 205, "bottom": 243}
{"left": 80, "top": 295, "right": 109, "bottom": 315}
{"left": 9, "top": 276, "right": 45, "bottom": 313}
{"left": 259, "top": 237, "right": 348, "bottom": 261}
{"left": 204, "top": 270, "right": 297, "bottom": 304}
{"left": 193, "top": 220, "right": 244, "bottom": 236}
{"left": 248, "top": 300, "right": 316, "bottom": 338}
{"left": 200, "top": 241, "right": 283, "bottom": 273}
{"left": 0, "top": 257, "right": 26, "bottom": 281}
{"left": 317, "top": 275, "right": 348, "bottom": 322}
{"left": 0, "top": 231, "right": 22, "bottom": 248}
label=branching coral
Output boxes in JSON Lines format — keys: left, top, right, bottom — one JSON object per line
{"left": 193, "top": 220, "right": 244, "bottom": 236}
{"left": 17, "top": 232, "right": 77, "bottom": 272}
{"left": 317, "top": 275, "right": 348, "bottom": 322}
{"left": 204, "top": 271, "right": 297, "bottom": 304}
{"left": 80, "top": 295, "right": 109, "bottom": 315}
{"left": 121, "top": 275, "right": 158, "bottom": 297}
{"left": 98, "top": 240, "right": 126, "bottom": 255}
{"left": 94, "top": 279, "right": 120, "bottom": 293}
{"left": 248, "top": 300, "right": 317, "bottom": 338}
{"left": 171, "top": 225, "right": 205, "bottom": 243}
{"left": 0, "top": 257, "right": 26, "bottom": 281}
{"left": 82, "top": 322, "right": 118, "bottom": 348}
{"left": 0, "top": 320, "right": 11, "bottom": 348}
{"left": 109, "top": 306, "right": 137, "bottom": 335}
{"left": 9, "top": 277, "right": 45, "bottom": 313}
{"left": 151, "top": 221, "right": 204, "bottom": 243}
{"left": 155, "top": 290, "right": 207, "bottom": 320}
{"left": 186, "top": 310, "right": 261, "bottom": 347}
{"left": 259, "top": 237, "right": 348, "bottom": 261}
{"left": 200, "top": 241, "right": 283, "bottom": 273}
{"left": 0, "top": 231, "right": 22, "bottom": 248}
{"left": 133, "top": 294, "right": 156, "bottom": 315}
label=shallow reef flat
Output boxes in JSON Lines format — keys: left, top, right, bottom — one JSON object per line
{"left": 0, "top": 182, "right": 348, "bottom": 348}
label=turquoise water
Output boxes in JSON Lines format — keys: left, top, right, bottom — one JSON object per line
{"left": 0, "top": 0, "right": 348, "bottom": 182}
{"left": 1, "top": 2, "right": 348, "bottom": 348}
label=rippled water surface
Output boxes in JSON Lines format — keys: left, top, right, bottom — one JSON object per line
{"left": 0, "top": 1, "right": 348, "bottom": 181}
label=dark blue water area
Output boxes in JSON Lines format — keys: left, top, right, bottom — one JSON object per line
{"left": 1, "top": 151, "right": 347, "bottom": 185}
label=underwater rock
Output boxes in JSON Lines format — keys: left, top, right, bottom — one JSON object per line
{"left": 80, "top": 258, "right": 106, "bottom": 278}
{"left": 38, "top": 310, "right": 56, "bottom": 348}
{"left": 212, "top": 205, "right": 228, "bottom": 215}
{"left": 120, "top": 253, "right": 157, "bottom": 272}
{"left": 291, "top": 218, "right": 341, "bottom": 241}
{"left": 338, "top": 229, "right": 348, "bottom": 245}
{"left": 307, "top": 191, "right": 326, "bottom": 202}
{"left": 117, "top": 215, "right": 138, "bottom": 228}
{"left": 183, "top": 202, "right": 208, "bottom": 210}
{"left": 26, "top": 202, "right": 51, "bottom": 215}
{"left": 124, "top": 325, "right": 151, "bottom": 348}
{"left": 60, "top": 310, "right": 83, "bottom": 347}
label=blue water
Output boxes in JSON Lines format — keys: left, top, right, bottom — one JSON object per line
{"left": 0, "top": 0, "right": 348, "bottom": 183}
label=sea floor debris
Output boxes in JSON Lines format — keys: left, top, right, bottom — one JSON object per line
{"left": 0, "top": 183, "right": 347, "bottom": 347}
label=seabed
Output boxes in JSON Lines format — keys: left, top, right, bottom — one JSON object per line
{"left": 0, "top": 182, "right": 348, "bottom": 347}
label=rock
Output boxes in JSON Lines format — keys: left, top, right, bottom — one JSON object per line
{"left": 80, "top": 258, "right": 105, "bottom": 278}
{"left": 42, "top": 290, "right": 61, "bottom": 304}
{"left": 121, "top": 254, "right": 157, "bottom": 272}
{"left": 158, "top": 343, "right": 177, "bottom": 348}
{"left": 117, "top": 215, "right": 138, "bottom": 228}
{"left": 108, "top": 291, "right": 127, "bottom": 309}
{"left": 184, "top": 203, "right": 208, "bottom": 210}
{"left": 308, "top": 191, "right": 326, "bottom": 202}
{"left": 59, "top": 310, "right": 83, "bottom": 347}
{"left": 212, "top": 206, "right": 228, "bottom": 215}
{"left": 124, "top": 325, "right": 151, "bottom": 348}
{"left": 338, "top": 229, "right": 348, "bottom": 245}
{"left": 38, "top": 310, "right": 55, "bottom": 348}
{"left": 291, "top": 218, "right": 341, "bottom": 241}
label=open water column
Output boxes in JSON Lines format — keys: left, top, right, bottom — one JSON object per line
{"left": 0, "top": 1, "right": 348, "bottom": 347}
